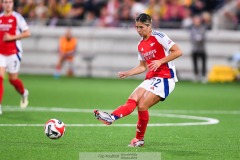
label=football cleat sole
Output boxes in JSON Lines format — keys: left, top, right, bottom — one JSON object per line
{"left": 94, "top": 110, "right": 113, "bottom": 125}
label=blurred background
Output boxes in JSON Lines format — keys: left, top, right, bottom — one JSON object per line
{"left": 3, "top": 0, "right": 240, "bottom": 82}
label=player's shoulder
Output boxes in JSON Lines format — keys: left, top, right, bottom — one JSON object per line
{"left": 152, "top": 30, "right": 167, "bottom": 39}
{"left": 12, "top": 11, "right": 25, "bottom": 20}
{"left": 0, "top": 12, "right": 4, "bottom": 17}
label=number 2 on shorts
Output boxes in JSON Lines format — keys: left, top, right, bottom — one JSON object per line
{"left": 151, "top": 78, "right": 161, "bottom": 88}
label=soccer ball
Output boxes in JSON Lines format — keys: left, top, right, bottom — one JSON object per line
{"left": 44, "top": 119, "right": 65, "bottom": 139}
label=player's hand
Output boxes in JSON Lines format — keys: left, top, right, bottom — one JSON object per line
{"left": 148, "top": 60, "right": 162, "bottom": 72}
{"left": 3, "top": 33, "right": 14, "bottom": 41}
{"left": 118, "top": 71, "right": 128, "bottom": 79}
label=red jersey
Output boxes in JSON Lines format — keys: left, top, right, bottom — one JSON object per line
{"left": 0, "top": 11, "right": 29, "bottom": 55}
{"left": 138, "top": 30, "right": 178, "bottom": 81}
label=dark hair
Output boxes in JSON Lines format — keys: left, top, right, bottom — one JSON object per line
{"left": 135, "top": 13, "right": 152, "bottom": 25}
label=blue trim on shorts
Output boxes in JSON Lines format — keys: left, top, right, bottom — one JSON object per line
{"left": 16, "top": 53, "right": 22, "bottom": 61}
{"left": 170, "top": 69, "right": 174, "bottom": 78}
{"left": 163, "top": 78, "right": 169, "bottom": 98}
{"left": 166, "top": 63, "right": 175, "bottom": 78}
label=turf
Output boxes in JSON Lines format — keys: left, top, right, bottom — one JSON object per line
{"left": 0, "top": 75, "right": 239, "bottom": 160}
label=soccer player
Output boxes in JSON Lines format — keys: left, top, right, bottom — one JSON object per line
{"left": 54, "top": 28, "right": 77, "bottom": 78}
{"left": 94, "top": 13, "right": 182, "bottom": 147}
{"left": 0, "top": 0, "right": 31, "bottom": 114}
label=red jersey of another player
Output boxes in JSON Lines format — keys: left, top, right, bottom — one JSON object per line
{"left": 0, "top": 11, "right": 29, "bottom": 55}
{"left": 138, "top": 30, "right": 178, "bottom": 81}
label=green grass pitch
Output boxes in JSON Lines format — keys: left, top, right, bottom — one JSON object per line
{"left": 0, "top": 75, "right": 239, "bottom": 160}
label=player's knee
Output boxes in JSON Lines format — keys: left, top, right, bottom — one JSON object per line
{"left": 9, "top": 79, "right": 14, "bottom": 85}
{"left": 9, "top": 78, "right": 18, "bottom": 85}
{"left": 128, "top": 95, "right": 138, "bottom": 102}
{"left": 137, "top": 104, "right": 148, "bottom": 111}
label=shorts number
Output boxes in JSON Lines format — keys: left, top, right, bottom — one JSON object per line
{"left": 151, "top": 78, "right": 161, "bottom": 88}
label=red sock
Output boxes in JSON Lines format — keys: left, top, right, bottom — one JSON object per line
{"left": 111, "top": 99, "right": 137, "bottom": 119}
{"left": 0, "top": 77, "right": 4, "bottom": 103}
{"left": 9, "top": 79, "right": 25, "bottom": 95}
{"left": 136, "top": 110, "right": 149, "bottom": 140}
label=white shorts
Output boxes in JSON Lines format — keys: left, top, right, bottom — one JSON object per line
{"left": 0, "top": 54, "right": 22, "bottom": 73}
{"left": 136, "top": 77, "right": 175, "bottom": 101}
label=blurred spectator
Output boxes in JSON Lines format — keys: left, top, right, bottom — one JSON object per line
{"left": 47, "top": 0, "right": 58, "bottom": 18}
{"left": 82, "top": 11, "right": 98, "bottom": 27}
{"left": 46, "top": 0, "right": 59, "bottom": 26}
{"left": 213, "top": 0, "right": 240, "bottom": 30}
{"left": 16, "top": 3, "right": 24, "bottom": 15}
{"left": 181, "top": 6, "right": 192, "bottom": 28}
{"left": 15, "top": 0, "right": 27, "bottom": 9}
{"left": 201, "top": 11, "right": 212, "bottom": 29}
{"left": 46, "top": 10, "right": 60, "bottom": 26}
{"left": 27, "top": 8, "right": 37, "bottom": 25}
{"left": 145, "top": 0, "right": 159, "bottom": 17}
{"left": 57, "top": 0, "right": 72, "bottom": 19}
{"left": 162, "top": 0, "right": 185, "bottom": 28}
{"left": 54, "top": 28, "right": 78, "bottom": 78}
{"left": 96, "top": 6, "right": 111, "bottom": 27}
{"left": 145, "top": 0, "right": 166, "bottom": 28}
{"left": 237, "top": 4, "right": 240, "bottom": 30}
{"left": 189, "top": 15, "right": 207, "bottom": 82}
{"left": 181, "top": 0, "right": 193, "bottom": 7}
{"left": 190, "top": 0, "right": 206, "bottom": 15}
{"left": 151, "top": 10, "right": 161, "bottom": 28}
{"left": 106, "top": 0, "right": 119, "bottom": 19}
{"left": 96, "top": 0, "right": 119, "bottom": 27}
{"left": 117, "top": 3, "right": 133, "bottom": 28}
{"left": 145, "top": 0, "right": 167, "bottom": 18}
{"left": 35, "top": 0, "right": 48, "bottom": 22}
{"left": 202, "top": 0, "right": 225, "bottom": 13}
{"left": 67, "top": 0, "right": 86, "bottom": 26}
{"left": 22, "top": 0, "right": 36, "bottom": 18}
{"left": 158, "top": 0, "right": 168, "bottom": 19}
{"left": 7, "top": 0, "right": 239, "bottom": 29}
{"left": 84, "top": 0, "right": 106, "bottom": 18}
{"left": 106, "top": 0, "right": 119, "bottom": 26}
{"left": 126, "top": 0, "right": 146, "bottom": 19}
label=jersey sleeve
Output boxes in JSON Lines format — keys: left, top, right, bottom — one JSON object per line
{"left": 138, "top": 52, "right": 145, "bottom": 61}
{"left": 137, "top": 40, "right": 145, "bottom": 61}
{"left": 16, "top": 13, "right": 29, "bottom": 31}
{"left": 153, "top": 31, "right": 175, "bottom": 53}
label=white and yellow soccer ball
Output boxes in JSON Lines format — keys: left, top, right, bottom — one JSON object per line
{"left": 44, "top": 119, "right": 65, "bottom": 139}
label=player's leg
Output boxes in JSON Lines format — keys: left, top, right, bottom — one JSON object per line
{"left": 129, "top": 77, "right": 175, "bottom": 147}
{"left": 54, "top": 54, "right": 65, "bottom": 78}
{"left": 201, "top": 52, "right": 207, "bottom": 83}
{"left": 0, "top": 55, "right": 7, "bottom": 115}
{"left": 66, "top": 59, "right": 74, "bottom": 77}
{"left": 0, "top": 67, "right": 6, "bottom": 115}
{"left": 7, "top": 54, "right": 29, "bottom": 109}
{"left": 128, "top": 91, "right": 161, "bottom": 147}
{"left": 8, "top": 73, "right": 29, "bottom": 109}
{"left": 111, "top": 87, "right": 146, "bottom": 119}
{"left": 192, "top": 53, "right": 199, "bottom": 81}
{"left": 94, "top": 85, "right": 147, "bottom": 125}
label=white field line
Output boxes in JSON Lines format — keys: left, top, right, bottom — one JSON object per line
{"left": 0, "top": 106, "right": 220, "bottom": 127}
{"left": 2, "top": 106, "right": 240, "bottom": 115}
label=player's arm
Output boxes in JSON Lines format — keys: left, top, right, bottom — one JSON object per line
{"left": 119, "top": 60, "right": 147, "bottom": 79}
{"left": 3, "top": 29, "right": 31, "bottom": 41}
{"left": 149, "top": 44, "right": 182, "bottom": 71}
